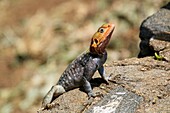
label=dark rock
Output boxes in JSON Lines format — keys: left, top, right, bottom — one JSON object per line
{"left": 138, "top": 2, "right": 170, "bottom": 60}
{"left": 86, "top": 86, "right": 143, "bottom": 113}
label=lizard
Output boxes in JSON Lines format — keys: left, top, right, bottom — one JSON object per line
{"left": 39, "top": 23, "right": 115, "bottom": 111}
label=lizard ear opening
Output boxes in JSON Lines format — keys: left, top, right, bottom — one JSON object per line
{"left": 91, "top": 38, "right": 99, "bottom": 48}
{"left": 94, "top": 39, "right": 99, "bottom": 44}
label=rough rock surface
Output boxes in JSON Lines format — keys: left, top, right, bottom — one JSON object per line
{"left": 86, "top": 86, "right": 143, "bottom": 113}
{"left": 38, "top": 57, "right": 170, "bottom": 113}
{"left": 149, "top": 39, "right": 170, "bottom": 61}
{"left": 138, "top": 2, "right": 170, "bottom": 61}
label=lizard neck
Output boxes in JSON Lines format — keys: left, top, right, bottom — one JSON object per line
{"left": 89, "top": 50, "right": 107, "bottom": 57}
{"left": 89, "top": 50, "right": 107, "bottom": 58}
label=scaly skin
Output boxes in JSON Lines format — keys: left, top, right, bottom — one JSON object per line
{"left": 40, "top": 23, "right": 115, "bottom": 111}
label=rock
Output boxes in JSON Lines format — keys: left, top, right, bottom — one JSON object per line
{"left": 138, "top": 2, "right": 170, "bottom": 61}
{"left": 149, "top": 38, "right": 170, "bottom": 61}
{"left": 159, "top": 48, "right": 170, "bottom": 61}
{"left": 38, "top": 57, "right": 170, "bottom": 113}
{"left": 86, "top": 86, "right": 143, "bottom": 113}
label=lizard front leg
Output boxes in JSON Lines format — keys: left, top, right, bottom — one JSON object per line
{"left": 98, "top": 65, "right": 109, "bottom": 83}
{"left": 41, "top": 85, "right": 66, "bottom": 110}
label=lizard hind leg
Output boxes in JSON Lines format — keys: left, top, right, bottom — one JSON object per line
{"left": 41, "top": 85, "right": 66, "bottom": 109}
{"left": 82, "top": 77, "right": 95, "bottom": 98}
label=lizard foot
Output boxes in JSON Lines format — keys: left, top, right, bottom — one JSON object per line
{"left": 106, "top": 73, "right": 115, "bottom": 83}
{"left": 37, "top": 107, "right": 45, "bottom": 113}
{"left": 37, "top": 102, "right": 58, "bottom": 112}
{"left": 88, "top": 92, "right": 96, "bottom": 98}
{"left": 95, "top": 92, "right": 104, "bottom": 97}
{"left": 82, "top": 92, "right": 104, "bottom": 112}
{"left": 46, "top": 102, "right": 59, "bottom": 109}
{"left": 103, "top": 76, "right": 111, "bottom": 85}
{"left": 88, "top": 92, "right": 103, "bottom": 99}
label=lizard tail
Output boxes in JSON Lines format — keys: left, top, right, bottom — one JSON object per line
{"left": 42, "top": 85, "right": 66, "bottom": 108}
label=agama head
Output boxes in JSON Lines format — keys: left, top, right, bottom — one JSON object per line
{"left": 90, "top": 23, "right": 115, "bottom": 55}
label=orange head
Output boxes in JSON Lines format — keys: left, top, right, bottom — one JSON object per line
{"left": 90, "top": 23, "right": 115, "bottom": 55}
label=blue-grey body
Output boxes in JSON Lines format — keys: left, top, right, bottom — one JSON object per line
{"left": 58, "top": 51, "right": 107, "bottom": 91}
{"left": 42, "top": 51, "right": 108, "bottom": 108}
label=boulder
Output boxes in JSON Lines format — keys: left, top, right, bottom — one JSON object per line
{"left": 138, "top": 2, "right": 170, "bottom": 61}
{"left": 38, "top": 57, "right": 170, "bottom": 113}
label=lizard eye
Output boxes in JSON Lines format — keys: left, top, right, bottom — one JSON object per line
{"left": 98, "top": 28, "right": 105, "bottom": 33}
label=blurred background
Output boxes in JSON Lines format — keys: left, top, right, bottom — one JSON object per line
{"left": 0, "top": 0, "right": 169, "bottom": 113}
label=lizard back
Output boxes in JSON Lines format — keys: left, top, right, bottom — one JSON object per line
{"left": 57, "top": 51, "right": 91, "bottom": 90}
{"left": 57, "top": 51, "right": 107, "bottom": 91}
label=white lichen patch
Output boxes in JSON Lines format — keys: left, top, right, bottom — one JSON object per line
{"left": 93, "top": 92, "right": 126, "bottom": 113}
